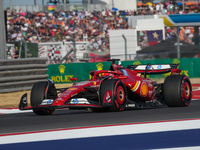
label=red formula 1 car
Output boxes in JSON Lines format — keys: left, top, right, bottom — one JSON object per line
{"left": 19, "top": 59, "right": 192, "bottom": 115}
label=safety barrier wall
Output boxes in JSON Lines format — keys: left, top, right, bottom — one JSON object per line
{"left": 0, "top": 58, "right": 48, "bottom": 93}
{"left": 47, "top": 58, "right": 200, "bottom": 84}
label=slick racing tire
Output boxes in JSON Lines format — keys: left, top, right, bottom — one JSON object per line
{"left": 100, "top": 79, "right": 127, "bottom": 111}
{"left": 31, "top": 81, "right": 55, "bottom": 115}
{"left": 163, "top": 75, "right": 192, "bottom": 107}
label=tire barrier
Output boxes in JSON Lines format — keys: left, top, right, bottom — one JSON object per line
{"left": 0, "top": 58, "right": 48, "bottom": 93}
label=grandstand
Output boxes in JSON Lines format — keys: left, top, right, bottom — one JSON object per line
{"left": 1, "top": 0, "right": 200, "bottom": 62}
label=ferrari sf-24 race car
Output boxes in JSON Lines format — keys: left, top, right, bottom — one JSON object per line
{"left": 19, "top": 59, "right": 192, "bottom": 115}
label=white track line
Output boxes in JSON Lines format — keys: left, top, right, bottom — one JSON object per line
{"left": 0, "top": 108, "right": 32, "bottom": 114}
{"left": 0, "top": 119, "right": 200, "bottom": 145}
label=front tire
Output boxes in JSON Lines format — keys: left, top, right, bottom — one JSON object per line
{"left": 31, "top": 81, "right": 55, "bottom": 115}
{"left": 163, "top": 75, "right": 192, "bottom": 107}
{"left": 100, "top": 79, "right": 127, "bottom": 111}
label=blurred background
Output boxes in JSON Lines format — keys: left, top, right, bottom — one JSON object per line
{"left": 1, "top": 0, "right": 200, "bottom": 63}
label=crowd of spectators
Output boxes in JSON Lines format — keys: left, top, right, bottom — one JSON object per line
{"left": 166, "top": 26, "right": 196, "bottom": 44}
{"left": 6, "top": 5, "right": 200, "bottom": 55}
{"left": 6, "top": 8, "right": 130, "bottom": 53}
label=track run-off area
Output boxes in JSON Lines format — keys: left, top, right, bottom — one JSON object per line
{"left": 0, "top": 85, "right": 200, "bottom": 149}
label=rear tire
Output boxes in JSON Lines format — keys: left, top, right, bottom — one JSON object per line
{"left": 163, "top": 75, "right": 192, "bottom": 107}
{"left": 100, "top": 79, "right": 127, "bottom": 111}
{"left": 31, "top": 81, "right": 55, "bottom": 115}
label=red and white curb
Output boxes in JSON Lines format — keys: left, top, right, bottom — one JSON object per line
{"left": 0, "top": 118, "right": 200, "bottom": 145}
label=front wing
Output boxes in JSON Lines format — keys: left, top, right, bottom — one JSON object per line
{"left": 19, "top": 93, "right": 104, "bottom": 111}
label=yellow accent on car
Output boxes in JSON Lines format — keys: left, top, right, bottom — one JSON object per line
{"left": 131, "top": 81, "right": 139, "bottom": 91}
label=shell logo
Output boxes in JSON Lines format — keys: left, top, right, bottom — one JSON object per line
{"left": 141, "top": 83, "right": 148, "bottom": 96}
{"left": 96, "top": 63, "right": 103, "bottom": 70}
{"left": 58, "top": 65, "right": 65, "bottom": 74}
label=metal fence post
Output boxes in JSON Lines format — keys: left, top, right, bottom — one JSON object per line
{"left": 0, "top": 0, "right": 6, "bottom": 59}
{"left": 177, "top": 34, "right": 180, "bottom": 59}
{"left": 122, "top": 34, "right": 127, "bottom": 60}
{"left": 174, "top": 29, "right": 180, "bottom": 59}
{"left": 72, "top": 35, "right": 76, "bottom": 63}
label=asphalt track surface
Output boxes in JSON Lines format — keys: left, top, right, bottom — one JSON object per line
{"left": 1, "top": 100, "right": 200, "bottom": 135}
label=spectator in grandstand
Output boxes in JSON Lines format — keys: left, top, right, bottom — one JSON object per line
{"left": 6, "top": 8, "right": 128, "bottom": 45}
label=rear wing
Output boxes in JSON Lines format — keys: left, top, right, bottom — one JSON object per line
{"left": 127, "top": 64, "right": 181, "bottom": 76}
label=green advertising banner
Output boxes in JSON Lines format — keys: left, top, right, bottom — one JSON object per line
{"left": 47, "top": 58, "right": 200, "bottom": 83}
{"left": 47, "top": 62, "right": 112, "bottom": 83}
